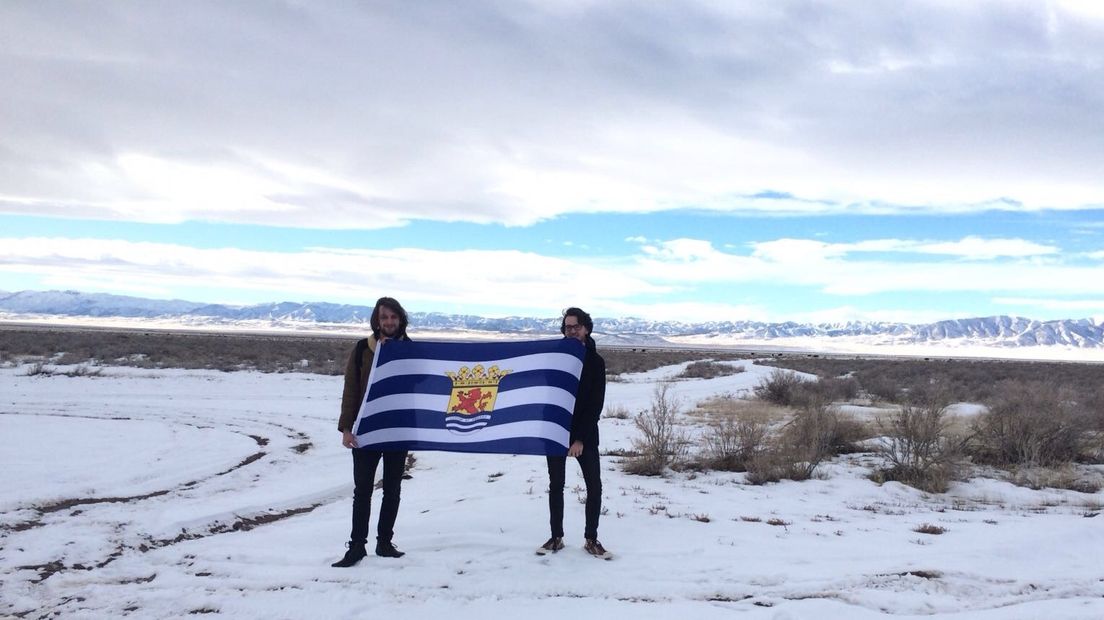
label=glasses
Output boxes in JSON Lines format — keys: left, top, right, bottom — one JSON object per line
{"left": 564, "top": 324, "right": 586, "bottom": 332}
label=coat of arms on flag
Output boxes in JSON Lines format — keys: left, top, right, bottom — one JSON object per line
{"left": 351, "top": 338, "right": 586, "bottom": 455}
{"left": 444, "top": 364, "right": 512, "bottom": 434}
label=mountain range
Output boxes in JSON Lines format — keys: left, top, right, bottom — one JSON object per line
{"left": 2, "top": 289, "right": 1103, "bottom": 351}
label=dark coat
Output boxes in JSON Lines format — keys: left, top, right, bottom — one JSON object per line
{"left": 569, "top": 336, "right": 606, "bottom": 448}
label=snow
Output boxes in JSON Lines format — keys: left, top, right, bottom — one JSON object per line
{"left": 1, "top": 360, "right": 1102, "bottom": 619}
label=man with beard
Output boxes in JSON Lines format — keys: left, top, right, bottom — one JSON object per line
{"left": 332, "top": 297, "right": 411, "bottom": 567}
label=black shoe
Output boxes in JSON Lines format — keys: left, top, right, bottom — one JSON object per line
{"left": 331, "top": 543, "right": 367, "bottom": 567}
{"left": 375, "top": 540, "right": 405, "bottom": 558}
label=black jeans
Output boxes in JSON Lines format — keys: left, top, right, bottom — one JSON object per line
{"left": 349, "top": 448, "right": 407, "bottom": 546}
{"left": 546, "top": 444, "right": 602, "bottom": 540}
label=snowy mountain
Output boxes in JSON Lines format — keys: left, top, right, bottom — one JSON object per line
{"left": 2, "top": 289, "right": 1103, "bottom": 350}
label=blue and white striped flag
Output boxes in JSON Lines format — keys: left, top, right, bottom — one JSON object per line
{"left": 351, "top": 339, "right": 586, "bottom": 455}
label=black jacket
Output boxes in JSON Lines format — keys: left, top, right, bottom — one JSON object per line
{"left": 569, "top": 336, "right": 606, "bottom": 448}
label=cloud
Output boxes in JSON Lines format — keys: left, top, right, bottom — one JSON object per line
{"left": 906, "top": 237, "right": 1060, "bottom": 260}
{"left": 993, "top": 296, "right": 1104, "bottom": 311}
{"left": 632, "top": 236, "right": 1104, "bottom": 296}
{"left": 0, "top": 237, "right": 667, "bottom": 316}
{"left": 750, "top": 236, "right": 1059, "bottom": 261}
{"left": 3, "top": 232, "right": 1102, "bottom": 323}
{"left": 3, "top": 1, "right": 1104, "bottom": 228}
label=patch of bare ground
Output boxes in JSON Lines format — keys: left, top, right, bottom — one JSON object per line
{"left": 2, "top": 450, "right": 267, "bottom": 536}
{"left": 17, "top": 503, "right": 325, "bottom": 584}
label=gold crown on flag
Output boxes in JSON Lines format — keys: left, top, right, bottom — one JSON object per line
{"left": 446, "top": 364, "right": 511, "bottom": 387}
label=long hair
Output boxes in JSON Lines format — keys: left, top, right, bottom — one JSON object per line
{"left": 370, "top": 296, "right": 409, "bottom": 339}
{"left": 560, "top": 306, "right": 594, "bottom": 336}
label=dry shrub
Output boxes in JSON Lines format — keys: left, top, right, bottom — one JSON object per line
{"left": 1082, "top": 385, "right": 1104, "bottom": 433}
{"left": 623, "top": 383, "right": 690, "bottom": 476}
{"left": 745, "top": 403, "right": 836, "bottom": 484}
{"left": 677, "top": 360, "right": 745, "bottom": 380}
{"left": 970, "top": 380, "right": 1090, "bottom": 467}
{"left": 754, "top": 369, "right": 863, "bottom": 410}
{"left": 817, "top": 376, "right": 861, "bottom": 402}
{"left": 1010, "top": 466, "right": 1104, "bottom": 494}
{"left": 602, "top": 349, "right": 746, "bottom": 375}
{"left": 873, "top": 396, "right": 963, "bottom": 493}
{"left": 0, "top": 326, "right": 350, "bottom": 374}
{"left": 603, "top": 404, "right": 631, "bottom": 419}
{"left": 831, "top": 415, "right": 875, "bottom": 454}
{"left": 861, "top": 374, "right": 904, "bottom": 404}
{"left": 703, "top": 411, "right": 769, "bottom": 471}
{"left": 62, "top": 364, "right": 104, "bottom": 378}
{"left": 914, "top": 523, "right": 947, "bottom": 535}
{"left": 755, "top": 356, "right": 1104, "bottom": 409}
{"left": 754, "top": 369, "right": 809, "bottom": 406}
{"left": 23, "top": 361, "right": 49, "bottom": 376}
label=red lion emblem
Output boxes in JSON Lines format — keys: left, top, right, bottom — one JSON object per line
{"left": 450, "top": 388, "right": 493, "bottom": 414}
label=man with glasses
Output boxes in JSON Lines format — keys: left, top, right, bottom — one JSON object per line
{"left": 537, "top": 307, "right": 610, "bottom": 559}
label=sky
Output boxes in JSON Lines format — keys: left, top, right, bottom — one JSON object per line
{"left": 2, "top": 0, "right": 1104, "bottom": 324}
{"left": 3, "top": 361, "right": 1103, "bottom": 617}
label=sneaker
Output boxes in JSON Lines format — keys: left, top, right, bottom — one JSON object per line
{"left": 331, "top": 543, "right": 367, "bottom": 568}
{"left": 535, "top": 537, "right": 564, "bottom": 555}
{"left": 584, "top": 538, "right": 611, "bottom": 559}
{"left": 375, "top": 540, "right": 406, "bottom": 558}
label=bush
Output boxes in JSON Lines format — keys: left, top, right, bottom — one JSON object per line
{"left": 1081, "top": 385, "right": 1104, "bottom": 433}
{"left": 754, "top": 369, "right": 809, "bottom": 406}
{"left": 970, "top": 380, "right": 1089, "bottom": 467}
{"left": 677, "top": 360, "right": 745, "bottom": 380}
{"left": 830, "top": 415, "right": 874, "bottom": 454}
{"left": 873, "top": 396, "right": 963, "bottom": 493}
{"left": 1010, "top": 466, "right": 1103, "bottom": 493}
{"left": 819, "top": 375, "right": 861, "bottom": 402}
{"left": 861, "top": 374, "right": 904, "bottom": 403}
{"left": 623, "top": 383, "right": 689, "bottom": 476}
{"left": 62, "top": 364, "right": 104, "bottom": 378}
{"left": 603, "top": 404, "right": 631, "bottom": 419}
{"left": 702, "top": 412, "right": 768, "bottom": 471}
{"left": 23, "top": 361, "right": 49, "bottom": 376}
{"left": 745, "top": 403, "right": 836, "bottom": 484}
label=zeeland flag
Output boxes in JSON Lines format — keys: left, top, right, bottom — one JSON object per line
{"left": 351, "top": 338, "right": 586, "bottom": 455}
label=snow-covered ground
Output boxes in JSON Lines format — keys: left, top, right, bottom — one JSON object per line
{"left": 1, "top": 359, "right": 1102, "bottom": 619}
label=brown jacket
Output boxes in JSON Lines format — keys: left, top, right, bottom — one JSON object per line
{"left": 338, "top": 335, "right": 378, "bottom": 432}
{"left": 337, "top": 333, "right": 413, "bottom": 432}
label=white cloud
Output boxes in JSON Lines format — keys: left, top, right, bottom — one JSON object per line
{"left": 0, "top": 238, "right": 667, "bottom": 316}
{"left": 1054, "top": 0, "right": 1104, "bottom": 21}
{"left": 633, "top": 236, "right": 1104, "bottom": 297}
{"left": 993, "top": 296, "right": 1104, "bottom": 311}
{"left": 908, "top": 237, "right": 1060, "bottom": 259}
{"left": 3, "top": 1, "right": 1104, "bottom": 228}
{"left": 4, "top": 233, "right": 1103, "bottom": 323}
{"left": 751, "top": 236, "right": 1059, "bottom": 261}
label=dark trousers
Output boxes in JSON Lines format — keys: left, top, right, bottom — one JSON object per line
{"left": 349, "top": 448, "right": 407, "bottom": 546}
{"left": 546, "top": 444, "right": 602, "bottom": 540}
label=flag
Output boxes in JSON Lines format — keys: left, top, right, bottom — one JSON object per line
{"left": 351, "top": 338, "right": 586, "bottom": 455}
